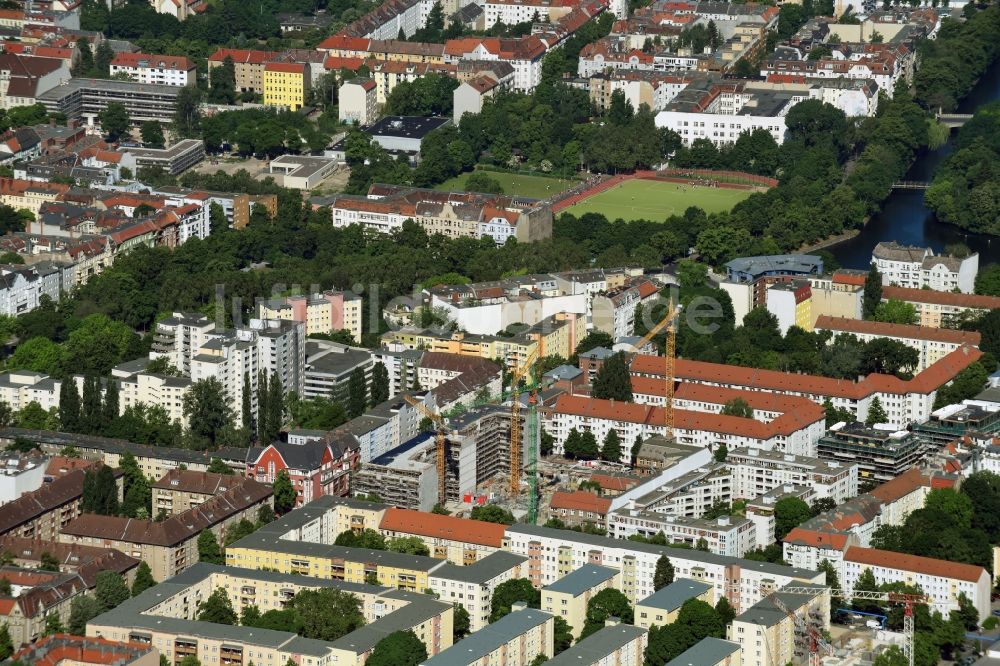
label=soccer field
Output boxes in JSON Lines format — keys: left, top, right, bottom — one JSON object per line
{"left": 563, "top": 179, "right": 754, "bottom": 219}
{"left": 436, "top": 171, "right": 579, "bottom": 199}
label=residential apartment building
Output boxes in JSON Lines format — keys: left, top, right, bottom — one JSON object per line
{"left": 817, "top": 422, "right": 924, "bottom": 483}
{"left": 665, "top": 638, "right": 742, "bottom": 666}
{"left": 338, "top": 78, "right": 378, "bottom": 125}
{"left": 729, "top": 584, "right": 830, "bottom": 666}
{"left": 548, "top": 490, "right": 611, "bottom": 528}
{"left": 422, "top": 606, "right": 554, "bottom": 666}
{"left": 547, "top": 391, "right": 823, "bottom": 463}
{"left": 765, "top": 280, "right": 812, "bottom": 334}
{"left": 263, "top": 62, "right": 309, "bottom": 110}
{"left": 841, "top": 546, "right": 990, "bottom": 621}
{"left": 879, "top": 284, "right": 1000, "bottom": 328}
{"left": 0, "top": 468, "right": 108, "bottom": 541}
{"left": 151, "top": 469, "right": 241, "bottom": 515}
{"left": 109, "top": 53, "right": 196, "bottom": 86}
{"left": 720, "top": 254, "right": 824, "bottom": 325}
{"left": 542, "top": 565, "right": 619, "bottom": 639}
{"left": 330, "top": 184, "right": 553, "bottom": 245}
{"left": 379, "top": 508, "right": 506, "bottom": 564}
{"left": 546, "top": 624, "right": 647, "bottom": 666}
{"left": 816, "top": 316, "right": 981, "bottom": 372}
{"left": 503, "top": 524, "right": 825, "bottom": 611}
{"left": 87, "top": 562, "right": 454, "bottom": 666}
{"left": 0, "top": 452, "right": 46, "bottom": 503}
{"left": 0, "top": 568, "right": 90, "bottom": 647}
{"left": 872, "top": 241, "right": 979, "bottom": 294}
{"left": 117, "top": 371, "right": 191, "bottom": 428}
{"left": 611, "top": 511, "right": 758, "bottom": 557}
{"left": 249, "top": 435, "right": 359, "bottom": 506}
{"left": 591, "top": 278, "right": 660, "bottom": 339}
{"left": 630, "top": 345, "right": 984, "bottom": 428}
{"left": 428, "top": 551, "right": 528, "bottom": 633}
{"left": 655, "top": 79, "right": 802, "bottom": 147}
{"left": 257, "top": 290, "right": 363, "bottom": 343}
{"left": 635, "top": 579, "right": 714, "bottom": 629}
{"left": 0, "top": 53, "right": 68, "bottom": 109}
{"left": 208, "top": 49, "right": 279, "bottom": 93}
{"left": 58, "top": 477, "right": 272, "bottom": 580}
{"left": 726, "top": 447, "right": 858, "bottom": 503}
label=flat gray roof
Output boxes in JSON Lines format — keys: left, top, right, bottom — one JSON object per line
{"left": 637, "top": 578, "right": 713, "bottom": 613}
{"left": 665, "top": 637, "right": 742, "bottom": 666}
{"left": 423, "top": 608, "right": 552, "bottom": 666}
{"left": 544, "top": 565, "right": 617, "bottom": 596}
{"left": 546, "top": 624, "right": 647, "bottom": 665}
{"left": 429, "top": 551, "right": 527, "bottom": 584}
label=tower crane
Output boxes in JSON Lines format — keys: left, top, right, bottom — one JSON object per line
{"left": 403, "top": 395, "right": 451, "bottom": 507}
{"left": 773, "top": 586, "right": 932, "bottom": 666}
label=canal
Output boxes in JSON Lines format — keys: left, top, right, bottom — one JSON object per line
{"left": 829, "top": 60, "right": 1000, "bottom": 268}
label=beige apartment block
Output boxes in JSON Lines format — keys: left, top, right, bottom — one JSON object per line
{"left": 541, "top": 565, "right": 619, "bottom": 639}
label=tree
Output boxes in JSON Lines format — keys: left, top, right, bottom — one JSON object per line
{"left": 225, "top": 519, "right": 258, "bottom": 547}
{"left": 44, "top": 612, "right": 63, "bottom": 635}
{"left": 851, "top": 568, "right": 882, "bottom": 615}
{"left": 198, "top": 588, "right": 238, "bottom": 625}
{"left": 366, "top": 630, "right": 427, "bottom": 666}
{"left": 0, "top": 579, "right": 9, "bottom": 596}
{"left": 490, "top": 579, "right": 541, "bottom": 621}
{"left": 572, "top": 331, "right": 614, "bottom": 362}
{"left": 720, "top": 398, "right": 752, "bottom": 418}
{"left": 291, "top": 588, "right": 365, "bottom": 641}
{"left": 592, "top": 352, "right": 632, "bottom": 401}
{"left": 464, "top": 172, "right": 504, "bottom": 194}
{"left": 197, "top": 530, "right": 223, "bottom": 564}
{"left": 553, "top": 615, "right": 573, "bottom": 654}
{"left": 653, "top": 554, "right": 674, "bottom": 590}
{"left": 72, "top": 38, "right": 94, "bottom": 77}
{"left": 577, "top": 431, "right": 599, "bottom": 460}
{"left": 863, "top": 264, "right": 883, "bottom": 319}
{"left": 99, "top": 103, "right": 130, "bottom": 142}
{"left": 866, "top": 396, "right": 888, "bottom": 425}
{"left": 95, "top": 571, "right": 130, "bottom": 612}
{"left": 242, "top": 373, "right": 253, "bottom": 434}
{"left": 715, "top": 597, "right": 735, "bottom": 626}
{"left": 184, "top": 378, "right": 232, "bottom": 449}
{"left": 874, "top": 299, "right": 918, "bottom": 325}
{"left": 0, "top": 623, "right": 11, "bottom": 660}
{"left": 600, "top": 429, "right": 622, "bottom": 463}
{"left": 209, "top": 57, "right": 237, "bottom": 105}
{"left": 774, "top": 497, "right": 812, "bottom": 540}
{"left": 59, "top": 378, "right": 81, "bottom": 432}
{"left": 273, "top": 469, "right": 296, "bottom": 515}
{"left": 874, "top": 645, "right": 908, "bottom": 666}
{"left": 348, "top": 367, "right": 367, "bottom": 417}
{"left": 387, "top": 537, "right": 430, "bottom": 556}
{"left": 924, "top": 487, "right": 973, "bottom": 528}
{"left": 453, "top": 604, "right": 470, "bottom": 640}
{"left": 335, "top": 529, "right": 386, "bottom": 549}
{"left": 81, "top": 375, "right": 103, "bottom": 435}
{"left": 173, "top": 85, "right": 203, "bottom": 138}
{"left": 39, "top": 551, "right": 60, "bottom": 571}
{"left": 69, "top": 594, "right": 101, "bottom": 634}
{"left": 371, "top": 362, "right": 390, "bottom": 406}
{"left": 120, "top": 451, "right": 151, "bottom": 518}
{"left": 713, "top": 443, "right": 728, "bottom": 463}
{"left": 132, "top": 561, "right": 156, "bottom": 596}
{"left": 82, "top": 465, "right": 119, "bottom": 515}
{"left": 140, "top": 121, "right": 165, "bottom": 149}
{"left": 207, "top": 458, "right": 235, "bottom": 475}
{"left": 579, "top": 588, "right": 632, "bottom": 640}
{"left": 811, "top": 497, "right": 837, "bottom": 516}
{"left": 956, "top": 591, "right": 979, "bottom": 630}
{"left": 470, "top": 505, "right": 515, "bottom": 525}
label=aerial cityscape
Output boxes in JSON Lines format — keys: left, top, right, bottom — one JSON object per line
{"left": 0, "top": 0, "right": 995, "bottom": 663}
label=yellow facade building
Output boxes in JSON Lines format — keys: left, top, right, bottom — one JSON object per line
{"left": 264, "top": 62, "right": 309, "bottom": 110}
{"left": 381, "top": 313, "right": 579, "bottom": 369}
{"left": 635, "top": 578, "right": 714, "bottom": 629}
{"left": 541, "top": 565, "right": 619, "bottom": 640}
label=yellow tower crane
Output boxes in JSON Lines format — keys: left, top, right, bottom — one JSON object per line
{"left": 403, "top": 395, "right": 450, "bottom": 507}
{"left": 509, "top": 346, "right": 540, "bottom": 498}
{"left": 625, "top": 303, "right": 679, "bottom": 437}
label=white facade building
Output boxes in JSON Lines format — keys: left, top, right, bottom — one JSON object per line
{"left": 109, "top": 53, "right": 196, "bottom": 86}
{"left": 872, "top": 241, "right": 979, "bottom": 294}
{"left": 726, "top": 447, "right": 858, "bottom": 503}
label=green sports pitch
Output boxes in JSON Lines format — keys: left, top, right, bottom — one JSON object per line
{"left": 563, "top": 179, "right": 754, "bottom": 219}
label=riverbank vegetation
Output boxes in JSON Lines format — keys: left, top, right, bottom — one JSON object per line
{"left": 925, "top": 101, "right": 1000, "bottom": 234}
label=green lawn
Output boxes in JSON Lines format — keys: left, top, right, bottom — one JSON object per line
{"left": 436, "top": 171, "right": 579, "bottom": 199}
{"left": 564, "top": 179, "right": 754, "bottom": 219}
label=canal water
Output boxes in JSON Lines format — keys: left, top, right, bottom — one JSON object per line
{"left": 829, "top": 61, "right": 1000, "bottom": 268}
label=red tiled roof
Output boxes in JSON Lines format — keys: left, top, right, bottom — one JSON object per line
{"left": 868, "top": 467, "right": 928, "bottom": 504}
{"left": 550, "top": 490, "right": 611, "bottom": 515}
{"left": 815, "top": 316, "right": 981, "bottom": 346}
{"left": 831, "top": 270, "right": 867, "bottom": 287}
{"left": 588, "top": 473, "right": 640, "bottom": 492}
{"left": 317, "top": 35, "right": 371, "bottom": 52}
{"left": 783, "top": 527, "right": 850, "bottom": 550}
{"left": 882, "top": 285, "right": 1000, "bottom": 311}
{"left": 265, "top": 62, "right": 305, "bottom": 73}
{"left": 379, "top": 507, "right": 505, "bottom": 547}
{"left": 845, "top": 546, "right": 986, "bottom": 582}
{"left": 631, "top": 346, "right": 982, "bottom": 400}
{"left": 324, "top": 56, "right": 368, "bottom": 71}
{"left": 208, "top": 48, "right": 277, "bottom": 65}
{"left": 110, "top": 52, "right": 194, "bottom": 70}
